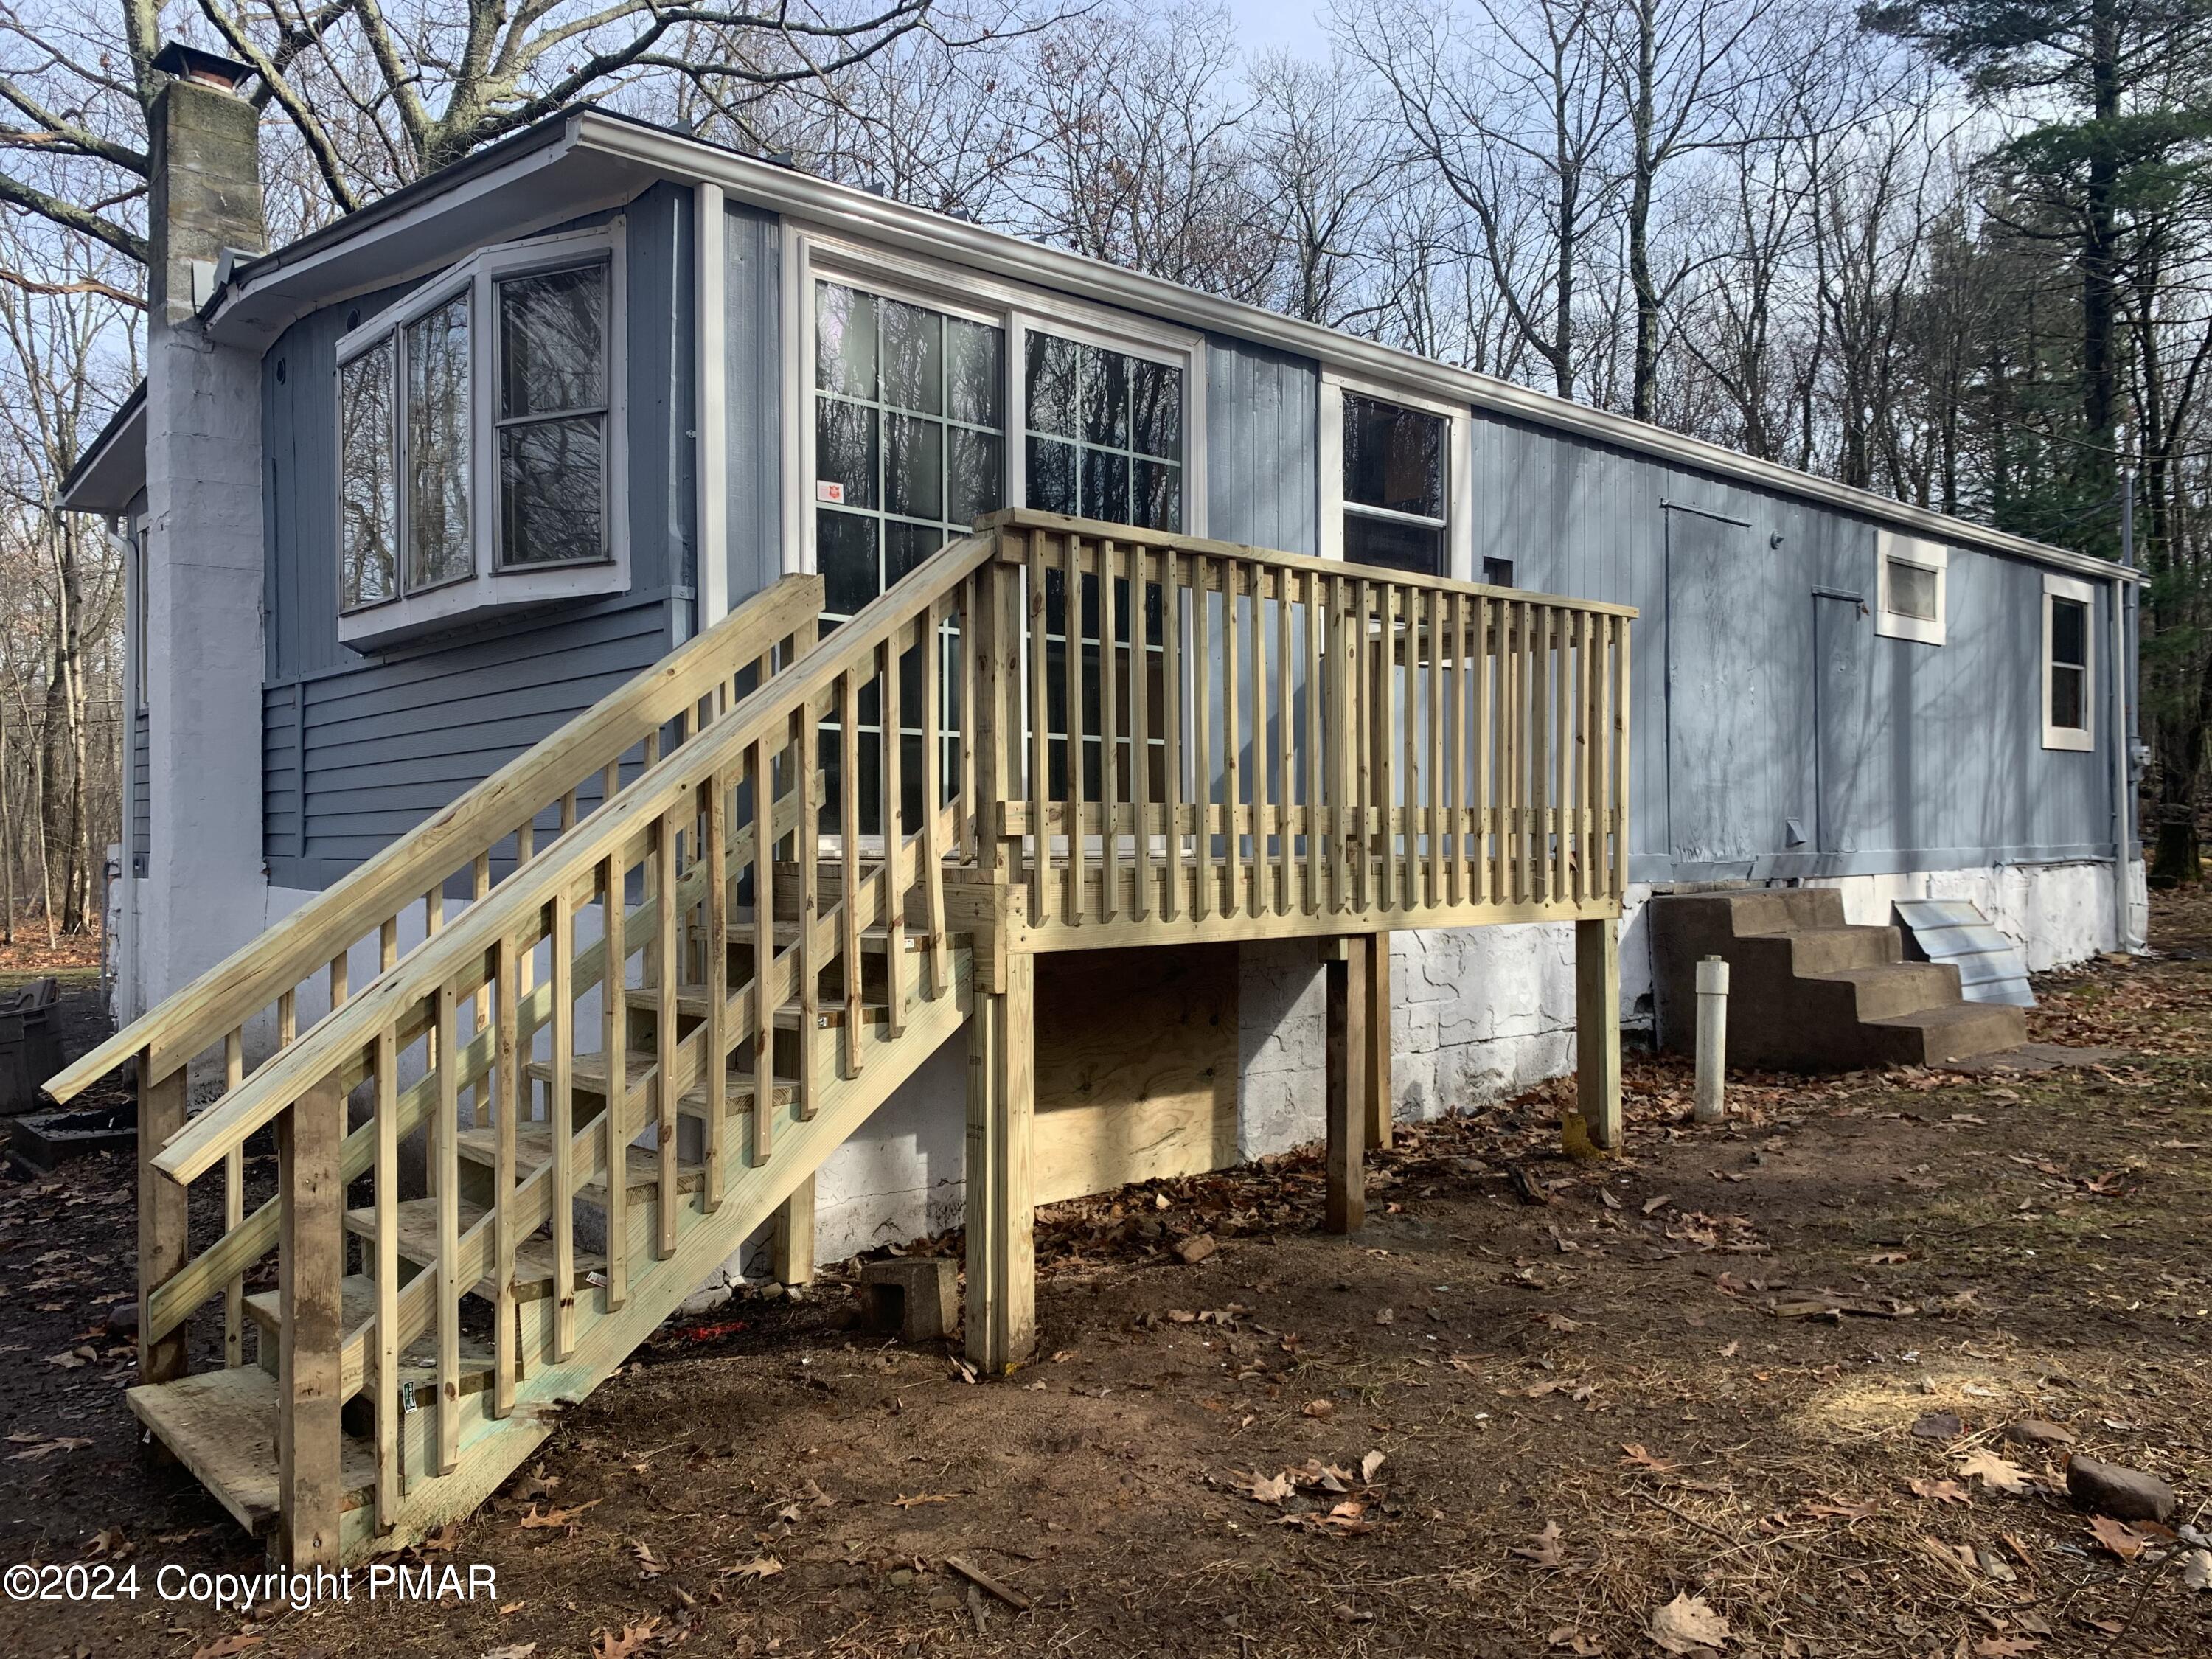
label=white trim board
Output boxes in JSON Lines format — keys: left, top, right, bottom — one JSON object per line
{"left": 2042, "top": 571, "right": 2096, "bottom": 753}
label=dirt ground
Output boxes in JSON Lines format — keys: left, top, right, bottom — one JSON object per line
{"left": 4, "top": 895, "right": 2211, "bottom": 1659}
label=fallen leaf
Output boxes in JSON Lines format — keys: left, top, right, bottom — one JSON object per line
{"left": 191, "top": 1639, "right": 264, "bottom": 1659}
{"left": 591, "top": 1620, "right": 660, "bottom": 1659}
{"left": 1374, "top": 1307, "right": 1395, "bottom": 1326}
{"left": 1360, "top": 1450, "right": 1385, "bottom": 1484}
{"left": 2087, "top": 1514, "right": 2152, "bottom": 1561}
{"left": 1548, "top": 1630, "right": 1602, "bottom": 1656}
{"left": 719, "top": 1556, "right": 784, "bottom": 1582}
{"left": 1642, "top": 1194, "right": 1674, "bottom": 1216}
{"left": 1511, "top": 1520, "right": 1566, "bottom": 1566}
{"left": 8, "top": 1436, "right": 92, "bottom": 1461}
{"left": 1958, "top": 1448, "right": 2034, "bottom": 1495}
{"left": 1538, "top": 1312, "right": 1582, "bottom": 1332}
{"left": 2180, "top": 1548, "right": 2212, "bottom": 1592}
{"left": 1301, "top": 1399, "right": 1335, "bottom": 1419}
{"left": 1621, "top": 1442, "right": 1684, "bottom": 1473}
{"left": 1973, "top": 1639, "right": 2039, "bottom": 1658}
{"left": 891, "top": 1492, "right": 956, "bottom": 1508}
{"left": 627, "top": 1540, "right": 664, "bottom": 1578}
{"left": 483, "top": 1646, "right": 539, "bottom": 1659}
{"left": 1910, "top": 1412, "right": 1964, "bottom": 1441}
{"left": 1801, "top": 1497, "right": 1880, "bottom": 1522}
{"left": 516, "top": 1499, "right": 602, "bottom": 1529}
{"left": 1909, "top": 1478, "right": 1971, "bottom": 1505}
{"left": 1649, "top": 1591, "right": 1731, "bottom": 1653}
{"left": 1240, "top": 1470, "right": 1296, "bottom": 1504}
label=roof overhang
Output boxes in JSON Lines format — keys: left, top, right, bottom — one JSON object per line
{"left": 58, "top": 382, "right": 145, "bottom": 515}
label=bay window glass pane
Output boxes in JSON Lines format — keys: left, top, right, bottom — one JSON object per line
{"left": 1026, "top": 333, "right": 1078, "bottom": 437}
{"left": 886, "top": 413, "right": 942, "bottom": 521}
{"left": 816, "top": 398, "right": 880, "bottom": 510}
{"left": 1081, "top": 348, "right": 1128, "bottom": 448}
{"left": 1081, "top": 448, "right": 1129, "bottom": 524}
{"left": 887, "top": 521, "right": 942, "bottom": 587}
{"left": 1132, "top": 359, "right": 1181, "bottom": 459}
{"left": 949, "top": 429, "right": 1004, "bottom": 526}
{"left": 818, "top": 510, "right": 880, "bottom": 615}
{"left": 339, "top": 341, "right": 397, "bottom": 609}
{"left": 1345, "top": 512, "right": 1444, "bottom": 576}
{"left": 1135, "top": 460, "right": 1181, "bottom": 532}
{"left": 816, "top": 282, "right": 877, "bottom": 399}
{"left": 880, "top": 299, "right": 942, "bottom": 416}
{"left": 1344, "top": 394, "right": 1444, "bottom": 519}
{"left": 500, "top": 416, "right": 604, "bottom": 566}
{"left": 1027, "top": 436, "right": 1077, "bottom": 515}
{"left": 499, "top": 265, "right": 606, "bottom": 419}
{"left": 947, "top": 319, "right": 1002, "bottom": 426}
{"left": 406, "top": 294, "right": 472, "bottom": 591}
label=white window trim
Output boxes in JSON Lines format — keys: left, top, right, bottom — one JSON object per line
{"left": 1318, "top": 369, "right": 1473, "bottom": 579}
{"left": 1874, "top": 529, "right": 1947, "bottom": 645}
{"left": 335, "top": 220, "right": 629, "bottom": 651}
{"left": 782, "top": 225, "right": 1208, "bottom": 578}
{"left": 2042, "top": 571, "right": 2096, "bottom": 752}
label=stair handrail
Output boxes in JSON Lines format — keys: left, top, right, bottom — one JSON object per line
{"left": 46, "top": 573, "right": 824, "bottom": 1103}
{"left": 148, "top": 530, "right": 996, "bottom": 1186}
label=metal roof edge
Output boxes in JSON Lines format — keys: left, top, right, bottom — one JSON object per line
{"left": 59, "top": 381, "right": 147, "bottom": 514}
{"left": 574, "top": 108, "right": 2144, "bottom": 588}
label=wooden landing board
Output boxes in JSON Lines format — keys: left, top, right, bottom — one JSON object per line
{"left": 125, "top": 1366, "right": 376, "bottom": 1534}
{"left": 1033, "top": 945, "right": 1238, "bottom": 1206}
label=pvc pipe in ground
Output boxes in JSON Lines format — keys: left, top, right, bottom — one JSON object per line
{"left": 1694, "top": 955, "right": 1730, "bottom": 1124}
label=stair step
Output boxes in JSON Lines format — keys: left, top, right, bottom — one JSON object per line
{"left": 1806, "top": 962, "right": 1961, "bottom": 1022}
{"left": 529, "top": 1051, "right": 799, "bottom": 1116}
{"left": 1784, "top": 924, "right": 1901, "bottom": 973}
{"left": 725, "top": 908, "right": 925, "bottom": 952}
{"left": 243, "top": 1274, "right": 495, "bottom": 1400}
{"left": 341, "top": 1198, "right": 604, "bottom": 1302}
{"left": 623, "top": 982, "right": 891, "bottom": 1027}
{"left": 453, "top": 1123, "right": 705, "bottom": 1205}
{"left": 125, "top": 1366, "right": 375, "bottom": 1534}
{"left": 1866, "top": 1000, "right": 2031, "bottom": 1066}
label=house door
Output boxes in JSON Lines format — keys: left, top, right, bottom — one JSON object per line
{"left": 1663, "top": 504, "right": 1772, "bottom": 869}
{"left": 1812, "top": 588, "right": 1866, "bottom": 855}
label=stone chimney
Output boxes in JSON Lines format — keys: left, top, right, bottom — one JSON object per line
{"left": 139, "top": 41, "right": 272, "bottom": 1010}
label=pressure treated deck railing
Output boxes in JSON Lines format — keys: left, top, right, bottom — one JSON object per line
{"left": 42, "top": 573, "right": 823, "bottom": 1384}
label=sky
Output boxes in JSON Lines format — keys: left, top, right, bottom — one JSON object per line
{"left": 1220, "top": 0, "right": 1334, "bottom": 60}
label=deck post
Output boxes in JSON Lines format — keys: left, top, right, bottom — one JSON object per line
{"left": 276, "top": 1075, "right": 345, "bottom": 1568}
{"left": 137, "top": 1057, "right": 189, "bottom": 1386}
{"left": 1325, "top": 937, "right": 1367, "bottom": 1233}
{"left": 1576, "top": 917, "right": 1623, "bottom": 1150}
{"left": 1363, "top": 933, "right": 1392, "bottom": 1151}
{"left": 964, "top": 950, "right": 1035, "bottom": 1371}
{"left": 773, "top": 1175, "right": 816, "bottom": 1287}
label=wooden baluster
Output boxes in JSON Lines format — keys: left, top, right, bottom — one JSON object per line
{"left": 434, "top": 982, "right": 460, "bottom": 1472}
{"left": 549, "top": 886, "right": 579, "bottom": 1357}
{"left": 473, "top": 850, "right": 492, "bottom": 903}
{"left": 1242, "top": 557, "right": 1263, "bottom": 919}
{"left": 329, "top": 950, "right": 348, "bottom": 1012}
{"left": 1063, "top": 531, "right": 1086, "bottom": 925}
{"left": 276, "top": 1073, "right": 344, "bottom": 1569}
{"left": 922, "top": 598, "right": 950, "bottom": 997}
{"left": 380, "top": 916, "right": 399, "bottom": 975}
{"left": 1377, "top": 585, "right": 1398, "bottom": 913}
{"left": 1613, "top": 618, "right": 1632, "bottom": 900}
{"left": 1532, "top": 608, "right": 1552, "bottom": 904}
{"left": 1554, "top": 607, "right": 1572, "bottom": 904}
{"left": 1026, "top": 531, "right": 1051, "bottom": 925}
{"left": 882, "top": 629, "right": 908, "bottom": 1034}
{"left": 1192, "top": 560, "right": 1214, "bottom": 922}
{"left": 372, "top": 1024, "right": 400, "bottom": 1528}
{"left": 1502, "top": 602, "right": 1522, "bottom": 905}
{"left": 644, "top": 728, "right": 661, "bottom": 769}
{"left": 1445, "top": 592, "right": 1464, "bottom": 909}
{"left": 1303, "top": 571, "right": 1323, "bottom": 917}
{"left": 839, "top": 669, "right": 864, "bottom": 1077}
{"left": 1161, "top": 549, "right": 1184, "bottom": 922}
{"left": 492, "top": 935, "right": 518, "bottom": 1417}
{"left": 1099, "top": 539, "right": 1120, "bottom": 923}
{"left": 1427, "top": 588, "right": 1445, "bottom": 912}
{"left": 222, "top": 1029, "right": 244, "bottom": 1366}
{"left": 1473, "top": 596, "right": 1492, "bottom": 907}
{"left": 751, "top": 737, "right": 780, "bottom": 1150}
{"left": 1274, "top": 563, "right": 1293, "bottom": 917}
{"left": 602, "top": 759, "right": 622, "bottom": 816}
{"left": 1331, "top": 576, "right": 1355, "bottom": 915}
{"left": 654, "top": 810, "right": 680, "bottom": 1258}
{"left": 1222, "top": 559, "right": 1243, "bottom": 920}
{"left": 1130, "top": 549, "right": 1152, "bottom": 922}
{"left": 1573, "top": 611, "right": 1592, "bottom": 906}
{"left": 701, "top": 775, "right": 728, "bottom": 1210}
{"left": 599, "top": 856, "right": 629, "bottom": 1310}
{"left": 796, "top": 709, "right": 821, "bottom": 1118}
{"left": 517, "top": 824, "right": 538, "bottom": 1000}
{"left": 560, "top": 789, "right": 579, "bottom": 838}
{"left": 959, "top": 578, "right": 980, "bottom": 866}
{"left": 1401, "top": 586, "right": 1420, "bottom": 909}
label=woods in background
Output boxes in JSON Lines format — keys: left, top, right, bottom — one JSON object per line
{"left": 1, "top": 0, "right": 2208, "bottom": 931}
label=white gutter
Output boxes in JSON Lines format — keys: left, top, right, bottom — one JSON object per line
{"left": 574, "top": 110, "right": 2143, "bottom": 590}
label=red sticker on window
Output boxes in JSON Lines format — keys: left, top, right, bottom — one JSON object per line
{"left": 815, "top": 480, "right": 845, "bottom": 504}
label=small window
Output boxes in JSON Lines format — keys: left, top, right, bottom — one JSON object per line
{"left": 1342, "top": 394, "right": 1447, "bottom": 575}
{"left": 1874, "top": 531, "right": 1946, "bottom": 644}
{"left": 2042, "top": 573, "right": 2094, "bottom": 751}
{"left": 1482, "top": 557, "right": 1514, "bottom": 588}
{"left": 335, "top": 224, "right": 625, "bottom": 650}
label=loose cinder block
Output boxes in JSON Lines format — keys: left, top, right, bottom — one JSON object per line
{"left": 858, "top": 1257, "right": 959, "bottom": 1346}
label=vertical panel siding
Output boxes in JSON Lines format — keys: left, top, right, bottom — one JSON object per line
{"left": 1467, "top": 406, "right": 2114, "bottom": 878}
{"left": 725, "top": 202, "right": 782, "bottom": 607}
{"left": 1206, "top": 335, "right": 1319, "bottom": 554}
{"left": 260, "top": 182, "right": 694, "bottom": 888}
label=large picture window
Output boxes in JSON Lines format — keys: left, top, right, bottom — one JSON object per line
{"left": 335, "top": 224, "right": 625, "bottom": 649}
{"left": 1023, "top": 334, "right": 1183, "bottom": 532}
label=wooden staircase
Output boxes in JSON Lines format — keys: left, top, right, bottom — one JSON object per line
{"left": 45, "top": 511, "right": 1639, "bottom": 1566}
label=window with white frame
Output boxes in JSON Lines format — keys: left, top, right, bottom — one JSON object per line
{"left": 1341, "top": 393, "right": 1447, "bottom": 574}
{"left": 335, "top": 224, "right": 625, "bottom": 647}
{"left": 1022, "top": 333, "right": 1184, "bottom": 531}
{"left": 1874, "top": 530, "right": 1947, "bottom": 644}
{"left": 2042, "top": 572, "right": 2094, "bottom": 751}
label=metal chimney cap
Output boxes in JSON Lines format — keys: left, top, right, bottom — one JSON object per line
{"left": 151, "top": 41, "right": 258, "bottom": 94}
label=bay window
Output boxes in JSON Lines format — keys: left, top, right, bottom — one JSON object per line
{"left": 336, "top": 223, "right": 625, "bottom": 649}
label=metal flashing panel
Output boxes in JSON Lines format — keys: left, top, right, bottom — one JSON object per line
{"left": 1893, "top": 898, "right": 2035, "bottom": 1007}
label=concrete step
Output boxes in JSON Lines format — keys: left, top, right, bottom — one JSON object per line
{"left": 1806, "top": 962, "right": 1962, "bottom": 1023}
{"left": 1865, "top": 1000, "right": 2031, "bottom": 1067}
{"left": 1719, "top": 888, "right": 1847, "bottom": 937}
{"left": 1784, "top": 924, "right": 1901, "bottom": 974}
